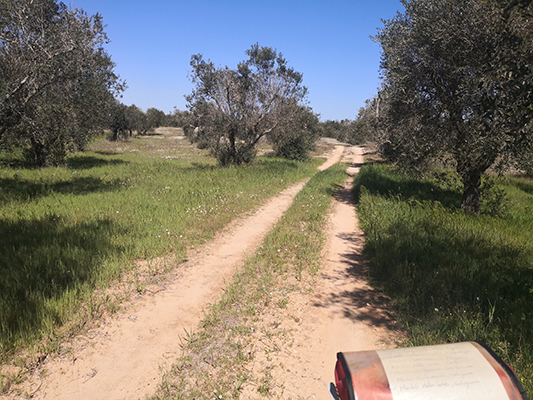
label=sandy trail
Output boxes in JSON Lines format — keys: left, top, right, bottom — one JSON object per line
{"left": 297, "top": 146, "right": 396, "bottom": 394}
{"left": 317, "top": 145, "right": 344, "bottom": 171}
{"left": 25, "top": 146, "right": 346, "bottom": 400}
{"left": 240, "top": 147, "right": 396, "bottom": 398}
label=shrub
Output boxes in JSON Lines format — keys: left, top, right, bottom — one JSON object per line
{"left": 273, "top": 134, "right": 314, "bottom": 161}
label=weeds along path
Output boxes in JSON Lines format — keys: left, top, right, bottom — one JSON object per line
{"left": 21, "top": 146, "right": 346, "bottom": 400}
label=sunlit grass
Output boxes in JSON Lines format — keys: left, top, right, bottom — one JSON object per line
{"left": 354, "top": 163, "right": 533, "bottom": 395}
{"left": 0, "top": 133, "right": 321, "bottom": 363}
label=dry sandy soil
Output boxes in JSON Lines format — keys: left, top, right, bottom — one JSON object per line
{"left": 237, "top": 146, "right": 397, "bottom": 399}
{"left": 9, "top": 145, "right": 398, "bottom": 400}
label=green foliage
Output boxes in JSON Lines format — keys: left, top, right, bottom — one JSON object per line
{"left": 109, "top": 102, "right": 131, "bottom": 141}
{"left": 0, "top": 0, "right": 124, "bottom": 166}
{"left": 214, "top": 142, "right": 256, "bottom": 166}
{"left": 166, "top": 109, "right": 190, "bottom": 128}
{"left": 146, "top": 108, "right": 166, "bottom": 129}
{"left": 320, "top": 98, "right": 379, "bottom": 145}
{"left": 354, "top": 164, "right": 533, "bottom": 394}
{"left": 0, "top": 136, "right": 319, "bottom": 356}
{"left": 271, "top": 106, "right": 320, "bottom": 161}
{"left": 186, "top": 44, "right": 310, "bottom": 165}
{"left": 374, "top": 0, "right": 533, "bottom": 213}
{"left": 273, "top": 134, "right": 311, "bottom": 161}
{"left": 480, "top": 177, "right": 510, "bottom": 217}
{"left": 320, "top": 119, "right": 351, "bottom": 141}
{"left": 195, "top": 140, "right": 210, "bottom": 150}
{"left": 108, "top": 104, "right": 167, "bottom": 141}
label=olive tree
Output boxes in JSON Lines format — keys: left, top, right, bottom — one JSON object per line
{"left": 169, "top": 109, "right": 190, "bottom": 128}
{"left": 185, "top": 44, "right": 309, "bottom": 165}
{"left": 374, "top": 0, "right": 533, "bottom": 213}
{"left": 108, "top": 102, "right": 133, "bottom": 141}
{"left": 109, "top": 104, "right": 159, "bottom": 140}
{"left": 124, "top": 105, "right": 145, "bottom": 136}
{"left": 268, "top": 104, "right": 320, "bottom": 160}
{"left": 146, "top": 108, "right": 166, "bottom": 130}
{"left": 0, "top": 0, "right": 124, "bottom": 166}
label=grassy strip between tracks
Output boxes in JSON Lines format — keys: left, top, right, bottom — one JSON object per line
{"left": 151, "top": 163, "right": 349, "bottom": 399}
{"left": 354, "top": 163, "right": 533, "bottom": 396}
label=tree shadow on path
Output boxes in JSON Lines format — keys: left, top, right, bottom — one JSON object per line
{"left": 312, "top": 179, "right": 398, "bottom": 332}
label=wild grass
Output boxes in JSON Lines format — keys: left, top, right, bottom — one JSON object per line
{"left": 0, "top": 131, "right": 321, "bottom": 369}
{"left": 152, "top": 163, "right": 348, "bottom": 399}
{"left": 354, "top": 163, "right": 533, "bottom": 395}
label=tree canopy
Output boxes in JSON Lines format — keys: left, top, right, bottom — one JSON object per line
{"left": 185, "top": 44, "right": 313, "bottom": 165}
{"left": 374, "top": 0, "right": 533, "bottom": 213}
{"left": 0, "top": 0, "right": 124, "bottom": 166}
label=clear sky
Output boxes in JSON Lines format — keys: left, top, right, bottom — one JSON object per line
{"left": 71, "top": 0, "right": 404, "bottom": 121}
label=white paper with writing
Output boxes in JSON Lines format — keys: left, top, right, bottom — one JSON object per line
{"left": 377, "top": 342, "right": 509, "bottom": 400}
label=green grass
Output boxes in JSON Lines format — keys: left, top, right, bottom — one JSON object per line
{"left": 0, "top": 132, "right": 322, "bottom": 364}
{"left": 354, "top": 163, "right": 533, "bottom": 395}
{"left": 152, "top": 163, "right": 348, "bottom": 399}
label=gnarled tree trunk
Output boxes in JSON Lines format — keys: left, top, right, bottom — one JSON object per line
{"left": 459, "top": 169, "right": 482, "bottom": 214}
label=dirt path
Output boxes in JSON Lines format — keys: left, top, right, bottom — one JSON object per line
{"left": 18, "top": 145, "right": 396, "bottom": 400}
{"left": 317, "top": 145, "right": 344, "bottom": 171}
{"left": 289, "top": 146, "right": 396, "bottom": 395}
{"left": 239, "top": 146, "right": 397, "bottom": 398}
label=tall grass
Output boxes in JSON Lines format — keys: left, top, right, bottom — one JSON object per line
{"left": 354, "top": 163, "right": 533, "bottom": 394}
{"left": 0, "top": 134, "right": 320, "bottom": 359}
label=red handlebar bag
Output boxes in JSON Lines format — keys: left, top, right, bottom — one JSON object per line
{"left": 334, "top": 342, "right": 528, "bottom": 400}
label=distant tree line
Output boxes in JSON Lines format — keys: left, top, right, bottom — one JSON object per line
{"left": 107, "top": 103, "right": 189, "bottom": 140}
{"left": 319, "top": 99, "right": 379, "bottom": 145}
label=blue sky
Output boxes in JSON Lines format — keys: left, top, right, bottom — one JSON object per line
{"left": 71, "top": 0, "right": 404, "bottom": 121}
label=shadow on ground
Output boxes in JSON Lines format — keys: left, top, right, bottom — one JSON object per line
{"left": 0, "top": 215, "right": 125, "bottom": 350}
{"left": 311, "top": 180, "right": 397, "bottom": 331}
{"left": 67, "top": 156, "right": 126, "bottom": 170}
{"left": 0, "top": 176, "right": 124, "bottom": 205}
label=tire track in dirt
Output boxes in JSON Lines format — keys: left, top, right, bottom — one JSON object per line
{"left": 239, "top": 146, "right": 398, "bottom": 399}
{"left": 299, "top": 146, "right": 397, "bottom": 394}
{"left": 21, "top": 146, "right": 346, "bottom": 400}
